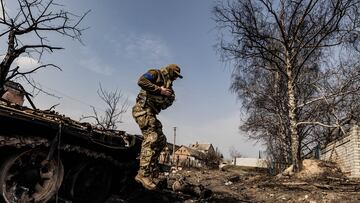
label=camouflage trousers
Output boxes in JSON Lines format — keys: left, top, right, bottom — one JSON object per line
{"left": 132, "top": 102, "right": 167, "bottom": 177}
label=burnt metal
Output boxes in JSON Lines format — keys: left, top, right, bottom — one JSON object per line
{"left": 0, "top": 101, "right": 143, "bottom": 202}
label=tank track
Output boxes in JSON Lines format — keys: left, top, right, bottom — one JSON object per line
{"left": 0, "top": 101, "right": 142, "bottom": 202}
{"left": 0, "top": 135, "right": 135, "bottom": 167}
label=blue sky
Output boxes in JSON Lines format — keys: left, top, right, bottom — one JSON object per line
{"left": 3, "top": 0, "right": 263, "bottom": 159}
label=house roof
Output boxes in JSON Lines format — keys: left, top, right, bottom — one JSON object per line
{"left": 175, "top": 145, "right": 206, "bottom": 160}
{"left": 165, "top": 143, "right": 180, "bottom": 151}
{"left": 189, "top": 143, "right": 213, "bottom": 151}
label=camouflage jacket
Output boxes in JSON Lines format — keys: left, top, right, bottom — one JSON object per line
{"left": 136, "top": 68, "right": 175, "bottom": 114}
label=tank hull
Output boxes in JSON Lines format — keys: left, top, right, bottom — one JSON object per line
{"left": 0, "top": 102, "right": 142, "bottom": 202}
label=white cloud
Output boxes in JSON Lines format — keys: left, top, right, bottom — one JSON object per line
{"left": 79, "top": 57, "right": 113, "bottom": 76}
{"left": 0, "top": 55, "right": 41, "bottom": 72}
{"left": 14, "top": 56, "right": 41, "bottom": 71}
{"left": 111, "top": 33, "right": 173, "bottom": 67}
{"left": 78, "top": 47, "right": 113, "bottom": 75}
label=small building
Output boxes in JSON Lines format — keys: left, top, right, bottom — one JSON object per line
{"left": 174, "top": 145, "right": 206, "bottom": 168}
{"left": 159, "top": 143, "right": 180, "bottom": 165}
{"left": 189, "top": 142, "right": 222, "bottom": 167}
{"left": 188, "top": 142, "right": 216, "bottom": 156}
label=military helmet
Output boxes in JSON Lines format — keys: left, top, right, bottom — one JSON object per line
{"left": 166, "top": 64, "right": 183, "bottom": 79}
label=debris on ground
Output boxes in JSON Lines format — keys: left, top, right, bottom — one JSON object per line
{"left": 278, "top": 159, "right": 346, "bottom": 180}
{"left": 105, "top": 160, "right": 360, "bottom": 203}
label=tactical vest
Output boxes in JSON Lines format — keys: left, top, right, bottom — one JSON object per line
{"left": 138, "top": 68, "right": 175, "bottom": 114}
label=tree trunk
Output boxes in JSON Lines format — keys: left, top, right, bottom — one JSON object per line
{"left": 285, "top": 55, "right": 301, "bottom": 172}
{"left": 288, "top": 79, "right": 300, "bottom": 171}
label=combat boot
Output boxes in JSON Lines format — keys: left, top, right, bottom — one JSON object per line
{"left": 151, "top": 167, "right": 160, "bottom": 178}
{"left": 135, "top": 174, "right": 157, "bottom": 190}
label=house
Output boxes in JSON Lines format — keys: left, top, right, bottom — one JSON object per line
{"left": 174, "top": 145, "right": 206, "bottom": 167}
{"left": 189, "top": 142, "right": 223, "bottom": 167}
{"left": 188, "top": 142, "right": 216, "bottom": 156}
{"left": 159, "top": 143, "right": 180, "bottom": 165}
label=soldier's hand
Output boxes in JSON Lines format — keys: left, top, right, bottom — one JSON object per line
{"left": 160, "top": 86, "right": 172, "bottom": 96}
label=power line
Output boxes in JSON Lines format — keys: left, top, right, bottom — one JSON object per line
{"left": 172, "top": 127, "right": 176, "bottom": 165}
{"left": 36, "top": 84, "right": 108, "bottom": 112}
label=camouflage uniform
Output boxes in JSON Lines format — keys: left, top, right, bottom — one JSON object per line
{"left": 133, "top": 64, "right": 182, "bottom": 179}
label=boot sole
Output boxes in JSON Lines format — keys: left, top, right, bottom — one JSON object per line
{"left": 135, "top": 175, "right": 157, "bottom": 190}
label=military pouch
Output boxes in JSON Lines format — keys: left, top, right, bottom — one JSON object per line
{"left": 133, "top": 110, "right": 147, "bottom": 118}
{"left": 133, "top": 109, "right": 149, "bottom": 129}
{"left": 137, "top": 94, "right": 147, "bottom": 108}
{"left": 146, "top": 93, "right": 174, "bottom": 111}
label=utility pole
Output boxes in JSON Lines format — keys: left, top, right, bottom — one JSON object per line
{"left": 172, "top": 127, "right": 176, "bottom": 165}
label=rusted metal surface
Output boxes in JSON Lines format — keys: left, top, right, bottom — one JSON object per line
{"left": 0, "top": 100, "right": 142, "bottom": 159}
{"left": 0, "top": 101, "right": 143, "bottom": 202}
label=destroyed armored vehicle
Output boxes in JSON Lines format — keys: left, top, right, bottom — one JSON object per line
{"left": 0, "top": 101, "right": 142, "bottom": 203}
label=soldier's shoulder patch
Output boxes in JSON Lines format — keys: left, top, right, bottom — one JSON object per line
{"left": 143, "top": 72, "right": 153, "bottom": 80}
{"left": 144, "top": 69, "right": 160, "bottom": 80}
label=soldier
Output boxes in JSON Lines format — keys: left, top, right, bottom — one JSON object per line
{"left": 132, "top": 64, "right": 183, "bottom": 190}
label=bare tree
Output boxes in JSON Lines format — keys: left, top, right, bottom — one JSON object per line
{"left": 0, "top": 0, "right": 89, "bottom": 96}
{"left": 229, "top": 146, "right": 242, "bottom": 165}
{"left": 81, "top": 84, "right": 129, "bottom": 130}
{"left": 214, "top": 0, "right": 360, "bottom": 171}
{"left": 204, "top": 149, "right": 223, "bottom": 168}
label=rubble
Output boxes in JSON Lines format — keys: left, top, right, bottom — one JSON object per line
{"left": 143, "top": 164, "right": 360, "bottom": 203}
{"left": 226, "top": 175, "right": 240, "bottom": 183}
{"left": 278, "top": 159, "right": 346, "bottom": 181}
{"left": 224, "top": 181, "right": 233, "bottom": 186}
{"left": 171, "top": 178, "right": 212, "bottom": 198}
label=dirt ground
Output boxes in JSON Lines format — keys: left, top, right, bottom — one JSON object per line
{"left": 107, "top": 161, "right": 360, "bottom": 203}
